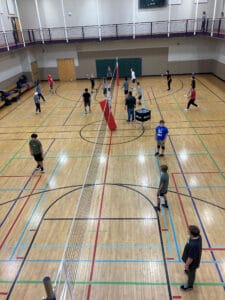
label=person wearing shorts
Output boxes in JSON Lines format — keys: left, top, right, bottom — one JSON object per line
{"left": 83, "top": 88, "right": 91, "bottom": 113}
{"left": 29, "top": 133, "right": 45, "bottom": 173}
{"left": 130, "top": 68, "right": 136, "bottom": 89}
{"left": 155, "top": 165, "right": 169, "bottom": 212}
{"left": 155, "top": 120, "right": 169, "bottom": 157}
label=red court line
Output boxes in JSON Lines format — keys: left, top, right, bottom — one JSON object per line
{"left": 173, "top": 296, "right": 182, "bottom": 299}
{"left": 146, "top": 90, "right": 152, "bottom": 105}
{"left": 87, "top": 88, "right": 119, "bottom": 300}
{"left": 162, "top": 228, "right": 168, "bottom": 231}
{"left": 171, "top": 173, "right": 189, "bottom": 228}
{"left": 0, "top": 292, "right": 8, "bottom": 295}
{"left": 172, "top": 171, "right": 224, "bottom": 175}
{"left": 203, "top": 248, "right": 225, "bottom": 251}
{"left": 0, "top": 176, "right": 41, "bottom": 250}
{"left": 16, "top": 257, "right": 24, "bottom": 260}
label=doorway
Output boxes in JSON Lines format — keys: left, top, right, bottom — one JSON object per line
{"left": 57, "top": 58, "right": 76, "bottom": 81}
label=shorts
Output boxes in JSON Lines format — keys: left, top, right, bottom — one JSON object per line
{"left": 34, "top": 153, "right": 43, "bottom": 162}
{"left": 138, "top": 95, "right": 142, "bottom": 100}
{"left": 124, "top": 90, "right": 128, "bottom": 95}
{"left": 84, "top": 100, "right": 90, "bottom": 107}
{"left": 132, "top": 79, "right": 136, "bottom": 84}
{"left": 157, "top": 140, "right": 165, "bottom": 147}
{"left": 103, "top": 88, "right": 107, "bottom": 95}
{"left": 159, "top": 191, "right": 167, "bottom": 196}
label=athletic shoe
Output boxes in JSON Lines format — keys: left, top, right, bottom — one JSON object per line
{"left": 41, "top": 169, "right": 45, "bottom": 173}
{"left": 155, "top": 152, "right": 159, "bottom": 156}
{"left": 154, "top": 206, "right": 161, "bottom": 212}
{"left": 184, "top": 108, "right": 189, "bottom": 111}
{"left": 159, "top": 154, "right": 164, "bottom": 157}
{"left": 162, "top": 203, "right": 168, "bottom": 208}
{"left": 180, "top": 285, "right": 193, "bottom": 291}
{"left": 35, "top": 165, "right": 41, "bottom": 170}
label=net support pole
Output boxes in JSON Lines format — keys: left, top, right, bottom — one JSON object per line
{"left": 194, "top": 0, "right": 199, "bottom": 35}
{"left": 43, "top": 276, "right": 56, "bottom": 300}
{"left": 116, "top": 57, "right": 119, "bottom": 87}
{"left": 211, "top": 0, "right": 218, "bottom": 37}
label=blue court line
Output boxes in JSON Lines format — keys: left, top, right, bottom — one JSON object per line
{"left": 168, "top": 93, "right": 225, "bottom": 289}
{"left": 9, "top": 140, "right": 58, "bottom": 260}
{"left": 5, "top": 244, "right": 225, "bottom": 250}
{"left": 1, "top": 259, "right": 225, "bottom": 264}
{"left": 155, "top": 156, "right": 181, "bottom": 261}
{"left": 151, "top": 154, "right": 172, "bottom": 258}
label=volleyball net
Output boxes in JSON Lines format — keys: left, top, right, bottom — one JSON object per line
{"left": 53, "top": 61, "right": 118, "bottom": 300}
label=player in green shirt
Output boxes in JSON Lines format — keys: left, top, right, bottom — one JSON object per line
{"left": 155, "top": 165, "right": 169, "bottom": 212}
{"left": 29, "top": 133, "right": 45, "bottom": 173}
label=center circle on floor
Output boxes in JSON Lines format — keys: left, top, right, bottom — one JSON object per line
{"left": 79, "top": 119, "right": 145, "bottom": 145}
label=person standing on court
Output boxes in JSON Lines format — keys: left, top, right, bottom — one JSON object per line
{"left": 125, "top": 91, "right": 136, "bottom": 122}
{"left": 166, "top": 70, "right": 172, "bottom": 90}
{"left": 90, "top": 74, "right": 95, "bottom": 93}
{"left": 155, "top": 164, "right": 169, "bottom": 212}
{"left": 29, "top": 133, "right": 45, "bottom": 173}
{"left": 83, "top": 88, "right": 91, "bottom": 114}
{"left": 191, "top": 75, "right": 196, "bottom": 89}
{"left": 123, "top": 77, "right": 129, "bottom": 96}
{"left": 106, "top": 66, "right": 112, "bottom": 81}
{"left": 47, "top": 74, "right": 54, "bottom": 94}
{"left": 130, "top": 68, "right": 136, "bottom": 90}
{"left": 36, "top": 80, "right": 46, "bottom": 102}
{"left": 136, "top": 82, "right": 143, "bottom": 105}
{"left": 185, "top": 87, "right": 199, "bottom": 111}
{"left": 102, "top": 78, "right": 107, "bottom": 96}
{"left": 201, "top": 11, "right": 207, "bottom": 32}
{"left": 155, "top": 120, "right": 169, "bottom": 157}
{"left": 181, "top": 225, "right": 202, "bottom": 291}
{"left": 34, "top": 92, "right": 41, "bottom": 114}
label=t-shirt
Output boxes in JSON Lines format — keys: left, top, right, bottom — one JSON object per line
{"left": 34, "top": 94, "right": 40, "bottom": 104}
{"left": 159, "top": 172, "right": 169, "bottom": 193}
{"left": 83, "top": 92, "right": 91, "bottom": 102}
{"left": 167, "top": 73, "right": 172, "bottom": 81}
{"left": 137, "top": 85, "right": 142, "bottom": 96}
{"left": 155, "top": 125, "right": 168, "bottom": 141}
{"left": 182, "top": 236, "right": 202, "bottom": 269}
{"left": 191, "top": 79, "right": 196, "bottom": 89}
{"left": 131, "top": 70, "right": 136, "bottom": 80}
{"left": 125, "top": 95, "right": 136, "bottom": 109}
{"left": 123, "top": 81, "right": 129, "bottom": 91}
{"left": 29, "top": 139, "right": 42, "bottom": 155}
{"left": 191, "top": 89, "right": 196, "bottom": 99}
{"left": 36, "top": 84, "right": 41, "bottom": 94}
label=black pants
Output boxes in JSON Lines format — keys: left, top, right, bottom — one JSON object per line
{"left": 187, "top": 268, "right": 196, "bottom": 287}
{"left": 187, "top": 99, "right": 198, "bottom": 109}
{"left": 38, "top": 93, "right": 45, "bottom": 101}
{"left": 35, "top": 103, "right": 41, "bottom": 112}
{"left": 167, "top": 79, "right": 172, "bottom": 90}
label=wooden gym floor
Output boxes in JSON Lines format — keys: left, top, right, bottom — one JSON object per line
{"left": 0, "top": 74, "right": 225, "bottom": 299}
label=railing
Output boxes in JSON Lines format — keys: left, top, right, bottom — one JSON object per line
{"left": 1, "top": 18, "right": 225, "bottom": 52}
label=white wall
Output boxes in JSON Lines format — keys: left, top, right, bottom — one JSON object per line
{"left": 15, "top": 0, "right": 225, "bottom": 29}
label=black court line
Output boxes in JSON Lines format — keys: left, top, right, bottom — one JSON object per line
{"left": 1, "top": 183, "right": 225, "bottom": 211}
{"left": 197, "top": 78, "right": 225, "bottom": 104}
{"left": 5, "top": 183, "right": 171, "bottom": 300}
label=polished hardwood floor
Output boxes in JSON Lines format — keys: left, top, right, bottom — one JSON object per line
{"left": 0, "top": 74, "right": 225, "bottom": 299}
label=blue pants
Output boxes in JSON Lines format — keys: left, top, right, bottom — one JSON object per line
{"left": 127, "top": 108, "right": 134, "bottom": 121}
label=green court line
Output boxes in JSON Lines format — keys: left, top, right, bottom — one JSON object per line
{"left": 173, "top": 95, "right": 225, "bottom": 181}
{"left": 0, "top": 98, "right": 65, "bottom": 174}
{"left": 0, "top": 280, "right": 224, "bottom": 287}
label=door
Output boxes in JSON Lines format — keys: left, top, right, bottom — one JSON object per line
{"left": 11, "top": 17, "right": 22, "bottom": 44}
{"left": 31, "top": 61, "right": 39, "bottom": 83}
{"left": 57, "top": 59, "right": 76, "bottom": 81}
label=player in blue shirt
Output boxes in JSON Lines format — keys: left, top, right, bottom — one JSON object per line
{"left": 155, "top": 120, "right": 169, "bottom": 157}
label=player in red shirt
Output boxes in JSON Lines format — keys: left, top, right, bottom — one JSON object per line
{"left": 185, "top": 87, "right": 199, "bottom": 111}
{"left": 47, "top": 74, "right": 54, "bottom": 94}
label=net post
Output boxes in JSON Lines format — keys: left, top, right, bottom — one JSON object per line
{"left": 43, "top": 276, "right": 56, "bottom": 300}
{"left": 116, "top": 57, "right": 119, "bottom": 86}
